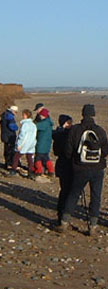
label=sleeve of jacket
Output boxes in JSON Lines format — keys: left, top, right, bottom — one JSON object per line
{"left": 6, "top": 113, "right": 18, "bottom": 131}
{"left": 100, "top": 128, "right": 108, "bottom": 158}
{"left": 17, "top": 123, "right": 28, "bottom": 148}
{"left": 52, "top": 128, "right": 65, "bottom": 156}
{"left": 65, "top": 127, "right": 74, "bottom": 159}
{"left": 8, "top": 121, "right": 18, "bottom": 131}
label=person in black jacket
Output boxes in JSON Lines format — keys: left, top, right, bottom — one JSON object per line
{"left": 60, "top": 104, "right": 108, "bottom": 235}
{"left": 1, "top": 106, "right": 18, "bottom": 169}
{"left": 53, "top": 114, "right": 73, "bottom": 224}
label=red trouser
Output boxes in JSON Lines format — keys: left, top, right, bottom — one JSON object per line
{"left": 34, "top": 160, "right": 54, "bottom": 174}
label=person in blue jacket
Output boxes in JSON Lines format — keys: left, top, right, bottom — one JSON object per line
{"left": 34, "top": 108, "right": 54, "bottom": 176}
{"left": 1, "top": 106, "right": 18, "bottom": 169}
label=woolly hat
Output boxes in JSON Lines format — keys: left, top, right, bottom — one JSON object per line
{"left": 34, "top": 103, "right": 44, "bottom": 111}
{"left": 10, "top": 106, "right": 18, "bottom": 112}
{"left": 82, "top": 104, "right": 95, "bottom": 117}
{"left": 39, "top": 108, "right": 49, "bottom": 118}
{"left": 59, "top": 114, "right": 73, "bottom": 126}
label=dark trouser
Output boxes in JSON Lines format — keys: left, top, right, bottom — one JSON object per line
{"left": 55, "top": 157, "right": 72, "bottom": 222}
{"left": 12, "top": 152, "right": 34, "bottom": 172}
{"left": 4, "top": 142, "right": 15, "bottom": 167}
{"left": 62, "top": 168, "right": 104, "bottom": 221}
{"left": 35, "top": 153, "right": 50, "bottom": 166}
{"left": 57, "top": 172, "right": 72, "bottom": 222}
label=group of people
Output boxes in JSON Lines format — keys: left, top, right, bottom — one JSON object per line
{"left": 1, "top": 103, "right": 54, "bottom": 179}
{"left": 1, "top": 102, "right": 108, "bottom": 235}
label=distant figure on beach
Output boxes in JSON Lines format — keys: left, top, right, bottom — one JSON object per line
{"left": 1, "top": 106, "right": 18, "bottom": 170}
{"left": 10, "top": 109, "right": 37, "bottom": 179}
{"left": 52, "top": 114, "right": 73, "bottom": 224}
{"left": 59, "top": 104, "right": 108, "bottom": 235}
{"left": 33, "top": 103, "right": 44, "bottom": 123}
{"left": 34, "top": 108, "right": 54, "bottom": 177}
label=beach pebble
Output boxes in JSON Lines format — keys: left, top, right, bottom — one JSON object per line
{"left": 27, "top": 242, "right": 32, "bottom": 246}
{"left": 7, "top": 261, "right": 13, "bottom": 264}
{"left": 16, "top": 246, "right": 24, "bottom": 251}
{"left": 95, "top": 277, "right": 105, "bottom": 286}
{"left": 51, "top": 257, "right": 59, "bottom": 262}
{"left": 44, "top": 228, "right": 50, "bottom": 233}
{"left": 8, "top": 239, "right": 15, "bottom": 243}
{"left": 22, "top": 260, "right": 31, "bottom": 266}
{"left": 48, "top": 268, "right": 53, "bottom": 272}
{"left": 15, "top": 221, "right": 21, "bottom": 225}
{"left": 31, "top": 276, "right": 39, "bottom": 280}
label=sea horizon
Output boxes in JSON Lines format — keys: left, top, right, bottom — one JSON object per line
{"left": 25, "top": 86, "right": 108, "bottom": 93}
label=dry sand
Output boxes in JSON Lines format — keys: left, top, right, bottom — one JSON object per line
{"left": 0, "top": 92, "right": 108, "bottom": 289}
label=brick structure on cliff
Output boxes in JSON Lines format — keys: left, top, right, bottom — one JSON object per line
{"left": 0, "top": 83, "right": 25, "bottom": 114}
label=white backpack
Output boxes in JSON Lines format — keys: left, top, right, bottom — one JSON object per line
{"left": 77, "top": 130, "right": 101, "bottom": 163}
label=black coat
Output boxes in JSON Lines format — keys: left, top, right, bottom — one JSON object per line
{"left": 65, "top": 117, "right": 108, "bottom": 171}
{"left": 52, "top": 127, "right": 72, "bottom": 177}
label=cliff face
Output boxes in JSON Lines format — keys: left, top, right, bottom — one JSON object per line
{"left": 0, "top": 83, "right": 25, "bottom": 97}
{"left": 0, "top": 83, "right": 25, "bottom": 114}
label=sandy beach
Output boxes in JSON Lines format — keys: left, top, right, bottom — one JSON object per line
{"left": 0, "top": 92, "right": 108, "bottom": 288}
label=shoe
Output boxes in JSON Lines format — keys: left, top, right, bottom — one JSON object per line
{"left": 4, "top": 163, "right": 8, "bottom": 170}
{"left": 55, "top": 220, "right": 69, "bottom": 233}
{"left": 4, "top": 163, "right": 12, "bottom": 170}
{"left": 35, "top": 173, "right": 42, "bottom": 176}
{"left": 90, "top": 216, "right": 98, "bottom": 226}
{"left": 19, "top": 168, "right": 28, "bottom": 177}
{"left": 28, "top": 171, "right": 35, "bottom": 181}
{"left": 89, "top": 225, "right": 98, "bottom": 236}
{"left": 9, "top": 169, "right": 17, "bottom": 176}
{"left": 62, "top": 213, "right": 73, "bottom": 223}
{"left": 61, "top": 220, "right": 69, "bottom": 228}
{"left": 48, "top": 172, "right": 54, "bottom": 177}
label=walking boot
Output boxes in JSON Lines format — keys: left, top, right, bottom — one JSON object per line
{"left": 28, "top": 171, "right": 35, "bottom": 181}
{"left": 89, "top": 216, "right": 98, "bottom": 236}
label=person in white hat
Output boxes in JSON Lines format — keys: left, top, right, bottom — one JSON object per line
{"left": 1, "top": 105, "right": 18, "bottom": 169}
{"left": 10, "top": 106, "right": 18, "bottom": 113}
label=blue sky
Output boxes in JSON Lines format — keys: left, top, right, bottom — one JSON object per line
{"left": 0, "top": 0, "right": 108, "bottom": 87}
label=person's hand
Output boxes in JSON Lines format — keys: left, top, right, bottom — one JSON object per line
{"left": 17, "top": 146, "right": 21, "bottom": 151}
{"left": 63, "top": 121, "right": 72, "bottom": 129}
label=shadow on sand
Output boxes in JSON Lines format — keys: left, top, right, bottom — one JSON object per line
{"left": 0, "top": 179, "right": 58, "bottom": 229}
{"left": 0, "top": 179, "right": 108, "bottom": 233}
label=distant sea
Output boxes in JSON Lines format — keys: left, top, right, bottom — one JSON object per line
{"left": 25, "top": 86, "right": 108, "bottom": 93}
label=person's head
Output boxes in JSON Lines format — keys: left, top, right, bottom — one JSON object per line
{"left": 34, "top": 103, "right": 44, "bottom": 113}
{"left": 58, "top": 114, "right": 73, "bottom": 129}
{"left": 82, "top": 104, "right": 95, "bottom": 118}
{"left": 39, "top": 108, "right": 49, "bottom": 119}
{"left": 10, "top": 105, "right": 18, "bottom": 115}
{"left": 22, "top": 109, "right": 32, "bottom": 119}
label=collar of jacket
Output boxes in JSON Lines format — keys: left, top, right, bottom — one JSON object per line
{"left": 20, "top": 118, "right": 33, "bottom": 124}
{"left": 81, "top": 117, "right": 96, "bottom": 129}
{"left": 81, "top": 117, "right": 95, "bottom": 124}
